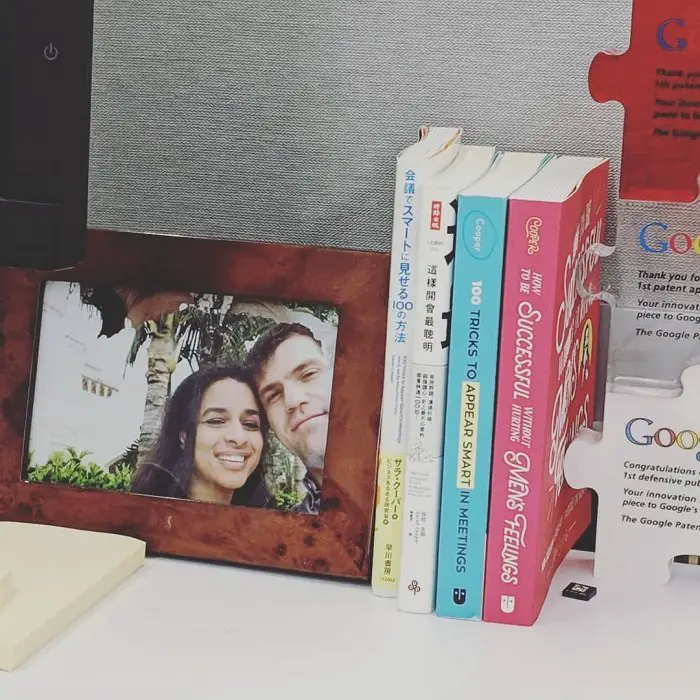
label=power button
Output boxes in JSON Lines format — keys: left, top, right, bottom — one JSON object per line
{"left": 43, "top": 43, "right": 59, "bottom": 61}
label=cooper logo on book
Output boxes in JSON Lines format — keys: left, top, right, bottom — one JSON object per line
{"left": 525, "top": 216, "right": 542, "bottom": 255}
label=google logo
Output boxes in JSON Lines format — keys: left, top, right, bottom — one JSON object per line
{"left": 657, "top": 18, "right": 687, "bottom": 51}
{"left": 639, "top": 222, "right": 700, "bottom": 255}
{"left": 625, "top": 417, "right": 700, "bottom": 461}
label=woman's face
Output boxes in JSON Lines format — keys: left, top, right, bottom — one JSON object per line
{"left": 191, "top": 378, "right": 264, "bottom": 498}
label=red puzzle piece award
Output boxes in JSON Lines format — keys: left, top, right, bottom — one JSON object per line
{"left": 589, "top": 0, "right": 700, "bottom": 203}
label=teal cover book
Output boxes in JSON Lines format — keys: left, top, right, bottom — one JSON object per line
{"left": 435, "top": 192, "right": 508, "bottom": 619}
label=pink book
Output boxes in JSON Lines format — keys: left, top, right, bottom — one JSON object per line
{"left": 482, "top": 155, "right": 609, "bottom": 626}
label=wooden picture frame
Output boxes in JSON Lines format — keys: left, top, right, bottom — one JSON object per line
{"left": 0, "top": 229, "right": 389, "bottom": 580}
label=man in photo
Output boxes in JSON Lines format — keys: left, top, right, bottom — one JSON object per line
{"left": 247, "top": 322, "right": 333, "bottom": 490}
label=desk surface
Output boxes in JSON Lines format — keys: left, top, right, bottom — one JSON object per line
{"left": 1, "top": 550, "right": 697, "bottom": 699}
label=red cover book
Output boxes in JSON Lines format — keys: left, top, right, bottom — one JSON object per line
{"left": 482, "top": 155, "right": 609, "bottom": 625}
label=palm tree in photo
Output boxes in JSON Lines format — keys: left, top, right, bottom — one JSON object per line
{"left": 128, "top": 312, "right": 179, "bottom": 462}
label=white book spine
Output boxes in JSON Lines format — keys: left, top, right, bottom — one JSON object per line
{"left": 372, "top": 129, "right": 461, "bottom": 597}
{"left": 397, "top": 185, "right": 456, "bottom": 613}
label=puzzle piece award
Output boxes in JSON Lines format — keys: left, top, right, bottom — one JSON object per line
{"left": 585, "top": 0, "right": 700, "bottom": 390}
{"left": 565, "top": 366, "right": 700, "bottom": 585}
{"left": 589, "top": 0, "right": 700, "bottom": 203}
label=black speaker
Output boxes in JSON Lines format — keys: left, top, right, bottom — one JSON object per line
{"left": 0, "top": 0, "right": 94, "bottom": 270}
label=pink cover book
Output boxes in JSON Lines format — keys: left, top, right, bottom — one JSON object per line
{"left": 482, "top": 157, "right": 609, "bottom": 626}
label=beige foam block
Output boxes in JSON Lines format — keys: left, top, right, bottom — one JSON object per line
{"left": 0, "top": 567, "right": 13, "bottom": 608}
{"left": 0, "top": 522, "right": 145, "bottom": 671}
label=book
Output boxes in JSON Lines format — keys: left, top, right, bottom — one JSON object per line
{"left": 372, "top": 126, "right": 462, "bottom": 597}
{"left": 434, "top": 150, "right": 551, "bottom": 620}
{"left": 481, "top": 154, "right": 609, "bottom": 626}
{"left": 397, "top": 144, "right": 497, "bottom": 613}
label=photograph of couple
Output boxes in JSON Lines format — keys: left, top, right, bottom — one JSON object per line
{"left": 26, "top": 281, "right": 339, "bottom": 515}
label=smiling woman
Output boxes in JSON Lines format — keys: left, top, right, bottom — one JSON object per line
{"left": 191, "top": 377, "right": 264, "bottom": 503}
{"left": 131, "top": 365, "right": 270, "bottom": 508}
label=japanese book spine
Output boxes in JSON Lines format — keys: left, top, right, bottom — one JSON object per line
{"left": 397, "top": 145, "right": 496, "bottom": 613}
{"left": 372, "top": 127, "right": 462, "bottom": 597}
{"left": 482, "top": 159, "right": 608, "bottom": 625}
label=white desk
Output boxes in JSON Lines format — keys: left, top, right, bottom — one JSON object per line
{"left": 1, "top": 550, "right": 697, "bottom": 699}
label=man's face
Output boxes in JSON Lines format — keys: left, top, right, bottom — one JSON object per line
{"left": 256, "top": 333, "right": 332, "bottom": 470}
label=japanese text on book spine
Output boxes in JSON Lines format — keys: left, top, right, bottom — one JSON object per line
{"left": 394, "top": 170, "right": 416, "bottom": 343}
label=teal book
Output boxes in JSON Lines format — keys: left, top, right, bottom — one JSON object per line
{"left": 435, "top": 150, "right": 551, "bottom": 620}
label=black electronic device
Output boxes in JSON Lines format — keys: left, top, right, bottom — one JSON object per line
{"left": 0, "top": 0, "right": 95, "bottom": 269}
{"left": 562, "top": 582, "right": 597, "bottom": 602}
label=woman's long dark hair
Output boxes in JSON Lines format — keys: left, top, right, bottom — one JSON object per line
{"left": 131, "top": 364, "right": 269, "bottom": 507}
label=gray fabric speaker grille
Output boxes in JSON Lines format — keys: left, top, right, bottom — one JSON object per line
{"left": 89, "top": 0, "right": 632, "bottom": 263}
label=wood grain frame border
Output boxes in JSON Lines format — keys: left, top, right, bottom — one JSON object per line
{"left": 0, "top": 229, "right": 389, "bottom": 580}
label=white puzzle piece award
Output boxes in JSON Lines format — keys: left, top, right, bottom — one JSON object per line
{"left": 565, "top": 364, "right": 700, "bottom": 586}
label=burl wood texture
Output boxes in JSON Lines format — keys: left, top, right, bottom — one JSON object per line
{"left": 0, "top": 229, "right": 389, "bottom": 580}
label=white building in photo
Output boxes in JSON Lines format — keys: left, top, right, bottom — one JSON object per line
{"left": 28, "top": 282, "right": 151, "bottom": 469}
